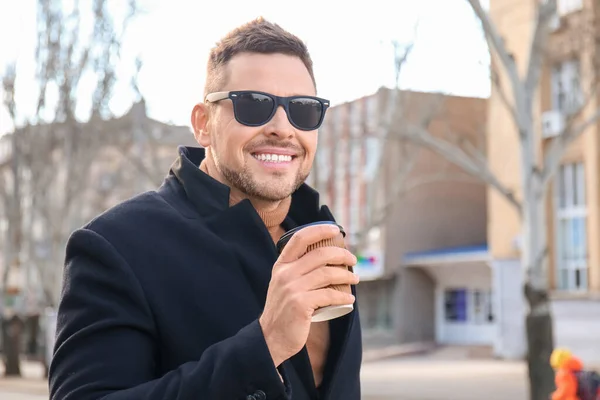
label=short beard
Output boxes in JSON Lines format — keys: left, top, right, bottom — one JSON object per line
{"left": 219, "top": 162, "right": 307, "bottom": 202}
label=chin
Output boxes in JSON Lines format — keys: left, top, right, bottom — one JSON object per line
{"left": 255, "top": 186, "right": 295, "bottom": 202}
{"left": 252, "top": 179, "right": 299, "bottom": 202}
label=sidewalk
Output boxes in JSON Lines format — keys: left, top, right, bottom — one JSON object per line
{"left": 363, "top": 341, "right": 436, "bottom": 362}
{"left": 0, "top": 361, "right": 48, "bottom": 397}
{"left": 361, "top": 330, "right": 436, "bottom": 362}
{"left": 360, "top": 350, "right": 527, "bottom": 400}
{"left": 0, "top": 392, "right": 47, "bottom": 400}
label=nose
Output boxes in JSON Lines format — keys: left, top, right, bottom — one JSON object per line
{"left": 264, "top": 105, "right": 295, "bottom": 139}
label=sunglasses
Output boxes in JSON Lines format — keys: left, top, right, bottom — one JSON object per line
{"left": 205, "top": 90, "right": 330, "bottom": 131}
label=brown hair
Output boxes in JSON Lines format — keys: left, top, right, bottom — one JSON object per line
{"left": 204, "top": 17, "right": 316, "bottom": 97}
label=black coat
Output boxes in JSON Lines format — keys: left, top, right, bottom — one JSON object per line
{"left": 49, "top": 146, "right": 362, "bottom": 400}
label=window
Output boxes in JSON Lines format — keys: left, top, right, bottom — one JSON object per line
{"left": 555, "top": 162, "right": 588, "bottom": 291}
{"left": 472, "top": 289, "right": 494, "bottom": 324}
{"left": 551, "top": 59, "right": 583, "bottom": 115}
{"left": 557, "top": 0, "right": 583, "bottom": 15}
{"left": 444, "top": 289, "right": 468, "bottom": 322}
{"left": 444, "top": 288, "right": 494, "bottom": 324}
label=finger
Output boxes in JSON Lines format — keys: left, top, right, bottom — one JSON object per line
{"left": 292, "top": 246, "right": 357, "bottom": 276}
{"left": 305, "top": 288, "right": 355, "bottom": 311}
{"left": 278, "top": 223, "right": 341, "bottom": 263}
{"left": 296, "top": 266, "right": 359, "bottom": 291}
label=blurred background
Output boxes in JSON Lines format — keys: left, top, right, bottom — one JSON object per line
{"left": 1, "top": 0, "right": 599, "bottom": 399}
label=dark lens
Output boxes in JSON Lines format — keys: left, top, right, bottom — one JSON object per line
{"left": 288, "top": 98, "right": 323, "bottom": 130}
{"left": 234, "top": 92, "right": 274, "bottom": 125}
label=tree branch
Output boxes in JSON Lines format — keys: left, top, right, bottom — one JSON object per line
{"left": 467, "top": 0, "right": 521, "bottom": 95}
{"left": 402, "top": 124, "right": 522, "bottom": 214}
{"left": 460, "top": 135, "right": 489, "bottom": 167}
{"left": 524, "top": 0, "right": 557, "bottom": 99}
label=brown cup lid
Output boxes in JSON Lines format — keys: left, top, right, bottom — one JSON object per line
{"left": 276, "top": 221, "right": 345, "bottom": 254}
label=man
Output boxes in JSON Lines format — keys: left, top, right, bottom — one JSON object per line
{"left": 49, "top": 17, "right": 362, "bottom": 400}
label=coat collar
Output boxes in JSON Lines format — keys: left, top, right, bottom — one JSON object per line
{"left": 170, "top": 145, "right": 332, "bottom": 225}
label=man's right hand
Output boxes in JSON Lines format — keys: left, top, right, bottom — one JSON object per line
{"left": 259, "top": 223, "right": 359, "bottom": 367}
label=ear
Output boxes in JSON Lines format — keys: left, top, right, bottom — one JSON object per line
{"left": 191, "top": 103, "right": 211, "bottom": 147}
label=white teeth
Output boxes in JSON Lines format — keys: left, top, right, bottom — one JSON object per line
{"left": 253, "top": 153, "right": 293, "bottom": 162}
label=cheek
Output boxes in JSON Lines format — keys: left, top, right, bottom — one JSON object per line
{"left": 218, "top": 123, "right": 258, "bottom": 162}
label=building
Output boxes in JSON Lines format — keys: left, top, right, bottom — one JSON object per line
{"left": 488, "top": 0, "right": 598, "bottom": 294}
{"left": 309, "top": 88, "right": 491, "bottom": 349}
{"left": 486, "top": 0, "right": 600, "bottom": 363}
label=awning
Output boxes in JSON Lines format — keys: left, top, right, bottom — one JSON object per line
{"left": 403, "top": 244, "right": 490, "bottom": 267}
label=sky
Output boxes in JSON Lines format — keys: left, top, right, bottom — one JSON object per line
{"left": 0, "top": 0, "right": 491, "bottom": 134}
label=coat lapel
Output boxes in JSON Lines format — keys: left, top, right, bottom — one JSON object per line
{"left": 205, "top": 200, "right": 278, "bottom": 306}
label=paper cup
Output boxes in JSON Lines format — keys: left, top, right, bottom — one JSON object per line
{"left": 277, "top": 221, "right": 354, "bottom": 322}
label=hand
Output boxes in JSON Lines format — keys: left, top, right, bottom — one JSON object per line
{"left": 259, "top": 224, "right": 359, "bottom": 367}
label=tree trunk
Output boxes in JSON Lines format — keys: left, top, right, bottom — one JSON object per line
{"left": 525, "top": 285, "right": 555, "bottom": 400}
{"left": 2, "top": 316, "right": 24, "bottom": 376}
{"left": 521, "top": 175, "right": 555, "bottom": 400}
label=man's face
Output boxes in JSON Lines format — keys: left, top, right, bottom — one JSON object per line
{"left": 193, "top": 53, "right": 318, "bottom": 202}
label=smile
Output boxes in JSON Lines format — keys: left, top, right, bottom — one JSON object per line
{"left": 252, "top": 153, "right": 294, "bottom": 163}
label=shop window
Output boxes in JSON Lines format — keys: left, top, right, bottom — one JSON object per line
{"left": 444, "top": 289, "right": 467, "bottom": 322}
{"left": 444, "top": 288, "right": 494, "bottom": 324}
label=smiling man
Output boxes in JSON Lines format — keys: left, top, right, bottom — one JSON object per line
{"left": 49, "top": 17, "right": 362, "bottom": 400}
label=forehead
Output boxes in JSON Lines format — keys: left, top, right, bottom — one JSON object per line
{"left": 223, "top": 52, "right": 316, "bottom": 97}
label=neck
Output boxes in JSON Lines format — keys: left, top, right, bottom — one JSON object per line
{"left": 199, "top": 150, "right": 291, "bottom": 238}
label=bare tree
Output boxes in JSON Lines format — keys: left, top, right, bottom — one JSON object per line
{"left": 0, "top": 65, "right": 26, "bottom": 376}
{"left": 0, "top": 0, "right": 140, "bottom": 377}
{"left": 395, "top": 1, "right": 600, "bottom": 398}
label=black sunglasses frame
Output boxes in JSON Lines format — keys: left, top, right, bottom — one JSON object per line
{"left": 205, "top": 90, "right": 330, "bottom": 131}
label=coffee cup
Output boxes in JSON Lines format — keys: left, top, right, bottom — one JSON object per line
{"left": 276, "top": 221, "right": 355, "bottom": 322}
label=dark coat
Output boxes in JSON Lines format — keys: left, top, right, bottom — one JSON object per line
{"left": 49, "top": 146, "right": 362, "bottom": 400}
